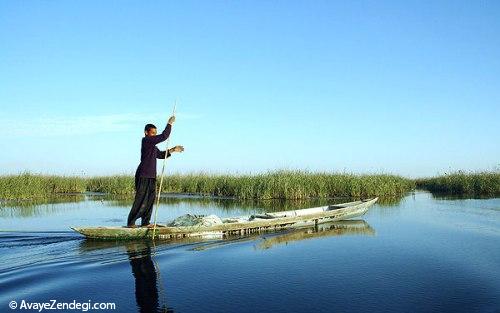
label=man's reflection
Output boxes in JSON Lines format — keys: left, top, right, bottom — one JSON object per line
{"left": 125, "top": 242, "right": 173, "bottom": 313}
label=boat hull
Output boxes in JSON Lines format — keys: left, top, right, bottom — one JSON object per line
{"left": 72, "top": 197, "right": 378, "bottom": 240}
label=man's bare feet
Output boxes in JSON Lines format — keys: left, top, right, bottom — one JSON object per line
{"left": 142, "top": 224, "right": 156, "bottom": 228}
{"left": 126, "top": 224, "right": 137, "bottom": 228}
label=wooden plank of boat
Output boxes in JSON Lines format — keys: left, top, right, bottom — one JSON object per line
{"left": 71, "top": 197, "right": 378, "bottom": 240}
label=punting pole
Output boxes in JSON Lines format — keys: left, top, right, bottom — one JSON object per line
{"left": 152, "top": 100, "right": 177, "bottom": 239}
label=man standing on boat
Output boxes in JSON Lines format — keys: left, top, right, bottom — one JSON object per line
{"left": 127, "top": 116, "right": 184, "bottom": 228}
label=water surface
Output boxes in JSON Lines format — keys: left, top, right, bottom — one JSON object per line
{"left": 0, "top": 192, "right": 499, "bottom": 313}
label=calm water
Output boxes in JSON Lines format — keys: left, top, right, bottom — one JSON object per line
{"left": 0, "top": 192, "right": 499, "bottom": 313}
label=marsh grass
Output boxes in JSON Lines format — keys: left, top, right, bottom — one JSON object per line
{"left": 0, "top": 172, "right": 86, "bottom": 200}
{"left": 5, "top": 170, "right": 497, "bottom": 201}
{"left": 0, "top": 170, "right": 414, "bottom": 200}
{"left": 86, "top": 175, "right": 135, "bottom": 195}
{"left": 416, "top": 171, "right": 500, "bottom": 196}
{"left": 163, "top": 171, "right": 414, "bottom": 199}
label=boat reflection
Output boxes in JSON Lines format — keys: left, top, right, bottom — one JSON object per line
{"left": 257, "top": 220, "right": 375, "bottom": 250}
{"left": 188, "top": 220, "right": 375, "bottom": 251}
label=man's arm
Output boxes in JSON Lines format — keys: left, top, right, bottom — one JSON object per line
{"left": 156, "top": 147, "right": 172, "bottom": 159}
{"left": 144, "top": 123, "right": 172, "bottom": 145}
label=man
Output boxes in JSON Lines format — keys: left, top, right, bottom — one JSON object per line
{"left": 127, "top": 116, "right": 184, "bottom": 228}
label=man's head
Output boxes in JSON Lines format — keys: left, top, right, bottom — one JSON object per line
{"left": 144, "top": 124, "right": 157, "bottom": 137}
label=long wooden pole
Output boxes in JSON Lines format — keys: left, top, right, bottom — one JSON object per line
{"left": 152, "top": 101, "right": 177, "bottom": 239}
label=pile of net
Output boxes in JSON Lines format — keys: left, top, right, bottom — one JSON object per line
{"left": 167, "top": 214, "right": 223, "bottom": 227}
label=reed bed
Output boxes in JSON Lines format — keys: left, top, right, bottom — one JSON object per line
{"left": 86, "top": 175, "right": 135, "bottom": 195}
{"left": 0, "top": 170, "right": 414, "bottom": 200}
{"left": 416, "top": 171, "right": 500, "bottom": 196}
{"left": 163, "top": 171, "right": 414, "bottom": 199}
{"left": 0, "top": 172, "right": 86, "bottom": 200}
{"left": 3, "top": 171, "right": 497, "bottom": 203}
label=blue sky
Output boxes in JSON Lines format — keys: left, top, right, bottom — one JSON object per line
{"left": 1, "top": 1, "right": 499, "bottom": 177}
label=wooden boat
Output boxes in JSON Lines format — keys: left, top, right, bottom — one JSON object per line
{"left": 77, "top": 220, "right": 375, "bottom": 253}
{"left": 71, "top": 197, "right": 378, "bottom": 240}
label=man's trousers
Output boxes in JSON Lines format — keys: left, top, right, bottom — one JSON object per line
{"left": 127, "top": 177, "right": 157, "bottom": 226}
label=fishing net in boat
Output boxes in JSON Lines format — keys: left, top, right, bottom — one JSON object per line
{"left": 222, "top": 217, "right": 249, "bottom": 223}
{"left": 167, "top": 214, "right": 223, "bottom": 227}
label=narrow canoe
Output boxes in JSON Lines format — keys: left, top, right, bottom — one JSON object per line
{"left": 71, "top": 197, "right": 378, "bottom": 240}
{"left": 77, "top": 220, "right": 375, "bottom": 253}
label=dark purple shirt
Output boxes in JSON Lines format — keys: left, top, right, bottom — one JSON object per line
{"left": 135, "top": 124, "right": 172, "bottom": 178}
